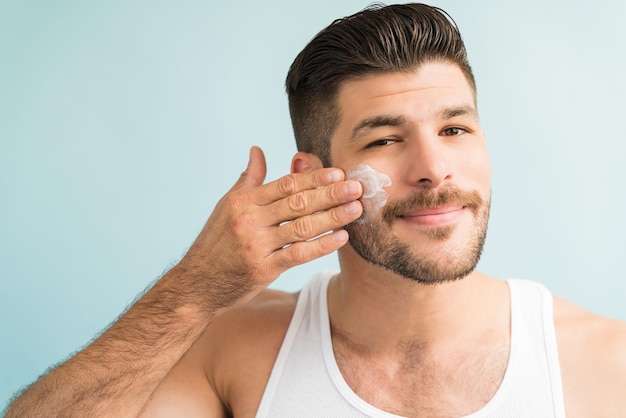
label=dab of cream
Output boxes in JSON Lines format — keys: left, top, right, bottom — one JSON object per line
{"left": 346, "top": 163, "right": 392, "bottom": 223}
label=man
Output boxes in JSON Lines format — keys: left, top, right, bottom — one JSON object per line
{"left": 6, "top": 3, "right": 626, "bottom": 417}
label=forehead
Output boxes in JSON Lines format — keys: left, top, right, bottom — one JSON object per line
{"left": 333, "top": 62, "right": 477, "bottom": 134}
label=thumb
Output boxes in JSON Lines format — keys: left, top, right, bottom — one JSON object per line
{"left": 232, "top": 146, "right": 267, "bottom": 190}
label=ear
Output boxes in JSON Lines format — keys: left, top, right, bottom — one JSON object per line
{"left": 291, "top": 152, "right": 324, "bottom": 174}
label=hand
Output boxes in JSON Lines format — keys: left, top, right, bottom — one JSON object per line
{"left": 175, "top": 146, "right": 363, "bottom": 308}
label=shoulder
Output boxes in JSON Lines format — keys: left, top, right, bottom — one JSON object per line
{"left": 553, "top": 296, "right": 626, "bottom": 417}
{"left": 139, "top": 288, "right": 300, "bottom": 417}
{"left": 206, "top": 287, "right": 299, "bottom": 356}
{"left": 202, "top": 288, "right": 300, "bottom": 415}
{"left": 205, "top": 287, "right": 300, "bottom": 366}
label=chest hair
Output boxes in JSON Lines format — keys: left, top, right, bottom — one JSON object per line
{"left": 332, "top": 330, "right": 510, "bottom": 418}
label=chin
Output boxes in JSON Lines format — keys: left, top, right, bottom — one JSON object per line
{"left": 346, "top": 210, "right": 488, "bottom": 285}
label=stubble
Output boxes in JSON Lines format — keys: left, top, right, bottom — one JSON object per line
{"left": 345, "top": 186, "right": 490, "bottom": 285}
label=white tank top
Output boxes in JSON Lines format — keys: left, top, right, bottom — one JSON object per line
{"left": 256, "top": 271, "right": 566, "bottom": 417}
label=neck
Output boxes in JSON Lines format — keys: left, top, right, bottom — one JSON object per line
{"left": 329, "top": 245, "right": 508, "bottom": 354}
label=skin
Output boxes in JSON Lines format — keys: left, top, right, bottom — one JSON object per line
{"left": 6, "top": 62, "right": 626, "bottom": 418}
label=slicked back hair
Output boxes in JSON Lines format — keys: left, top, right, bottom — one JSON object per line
{"left": 286, "top": 3, "right": 475, "bottom": 166}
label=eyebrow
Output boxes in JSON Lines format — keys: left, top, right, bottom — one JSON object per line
{"left": 439, "top": 105, "right": 479, "bottom": 120}
{"left": 350, "top": 115, "right": 406, "bottom": 141}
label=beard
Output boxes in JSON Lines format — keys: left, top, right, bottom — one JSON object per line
{"left": 344, "top": 186, "right": 490, "bottom": 285}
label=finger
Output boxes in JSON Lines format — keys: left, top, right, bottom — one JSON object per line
{"left": 272, "top": 200, "right": 363, "bottom": 247}
{"left": 263, "top": 179, "right": 362, "bottom": 226}
{"left": 269, "top": 229, "right": 350, "bottom": 273}
{"left": 230, "top": 146, "right": 267, "bottom": 192}
{"left": 252, "top": 168, "right": 346, "bottom": 206}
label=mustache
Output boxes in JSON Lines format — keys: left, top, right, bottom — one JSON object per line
{"left": 382, "top": 186, "right": 484, "bottom": 226}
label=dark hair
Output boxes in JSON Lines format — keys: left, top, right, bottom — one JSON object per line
{"left": 286, "top": 3, "right": 475, "bottom": 166}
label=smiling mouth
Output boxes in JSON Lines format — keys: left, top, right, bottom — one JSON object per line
{"left": 401, "top": 205, "right": 466, "bottom": 217}
{"left": 399, "top": 205, "right": 466, "bottom": 227}
{"left": 382, "top": 187, "right": 483, "bottom": 227}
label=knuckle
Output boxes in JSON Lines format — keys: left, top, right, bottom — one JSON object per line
{"left": 315, "top": 235, "right": 332, "bottom": 253}
{"left": 292, "top": 217, "right": 313, "bottom": 239}
{"left": 221, "top": 194, "right": 238, "bottom": 211}
{"left": 278, "top": 174, "right": 297, "bottom": 195}
{"left": 222, "top": 190, "right": 248, "bottom": 212}
{"left": 230, "top": 211, "right": 255, "bottom": 233}
{"left": 326, "top": 183, "right": 341, "bottom": 202}
{"left": 327, "top": 208, "right": 343, "bottom": 225}
{"left": 275, "top": 252, "right": 293, "bottom": 270}
{"left": 287, "top": 191, "right": 308, "bottom": 213}
{"left": 290, "top": 244, "right": 310, "bottom": 264}
{"left": 241, "top": 237, "right": 256, "bottom": 252}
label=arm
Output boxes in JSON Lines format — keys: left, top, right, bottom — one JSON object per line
{"left": 5, "top": 146, "right": 363, "bottom": 417}
{"left": 556, "top": 298, "right": 626, "bottom": 417}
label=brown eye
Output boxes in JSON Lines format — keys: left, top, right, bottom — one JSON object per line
{"left": 441, "top": 127, "right": 467, "bottom": 136}
{"left": 366, "top": 138, "right": 397, "bottom": 148}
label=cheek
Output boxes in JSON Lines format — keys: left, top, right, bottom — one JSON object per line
{"left": 476, "top": 153, "right": 491, "bottom": 185}
{"left": 346, "top": 163, "right": 393, "bottom": 222}
{"left": 461, "top": 146, "right": 491, "bottom": 189}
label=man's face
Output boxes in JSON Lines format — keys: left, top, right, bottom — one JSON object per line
{"left": 329, "top": 62, "right": 491, "bottom": 284}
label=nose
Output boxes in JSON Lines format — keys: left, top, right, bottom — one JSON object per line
{"left": 405, "top": 133, "right": 452, "bottom": 189}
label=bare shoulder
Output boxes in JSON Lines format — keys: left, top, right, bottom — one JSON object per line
{"left": 205, "top": 288, "right": 299, "bottom": 362}
{"left": 141, "top": 290, "right": 298, "bottom": 417}
{"left": 203, "top": 288, "right": 300, "bottom": 416}
{"left": 553, "top": 296, "right": 626, "bottom": 417}
{"left": 207, "top": 287, "right": 299, "bottom": 350}
{"left": 140, "top": 288, "right": 299, "bottom": 418}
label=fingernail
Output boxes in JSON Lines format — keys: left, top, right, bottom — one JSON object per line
{"left": 345, "top": 201, "right": 361, "bottom": 215}
{"left": 344, "top": 181, "right": 359, "bottom": 195}
{"left": 327, "top": 170, "right": 343, "bottom": 183}
{"left": 333, "top": 230, "right": 348, "bottom": 242}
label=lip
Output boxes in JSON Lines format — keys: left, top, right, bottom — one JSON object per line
{"left": 399, "top": 205, "right": 466, "bottom": 227}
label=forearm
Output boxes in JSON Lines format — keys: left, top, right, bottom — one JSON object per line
{"left": 6, "top": 148, "right": 362, "bottom": 417}
{"left": 5, "top": 265, "right": 232, "bottom": 418}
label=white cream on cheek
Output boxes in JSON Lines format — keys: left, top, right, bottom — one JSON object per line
{"left": 346, "top": 163, "right": 392, "bottom": 223}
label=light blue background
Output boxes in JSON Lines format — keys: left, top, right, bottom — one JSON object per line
{"left": 2, "top": 0, "right": 625, "bottom": 410}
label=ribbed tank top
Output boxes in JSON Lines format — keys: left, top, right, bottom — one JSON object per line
{"left": 256, "top": 271, "right": 566, "bottom": 417}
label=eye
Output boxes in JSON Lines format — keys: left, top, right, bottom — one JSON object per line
{"left": 441, "top": 127, "right": 468, "bottom": 136}
{"left": 366, "top": 138, "right": 398, "bottom": 148}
